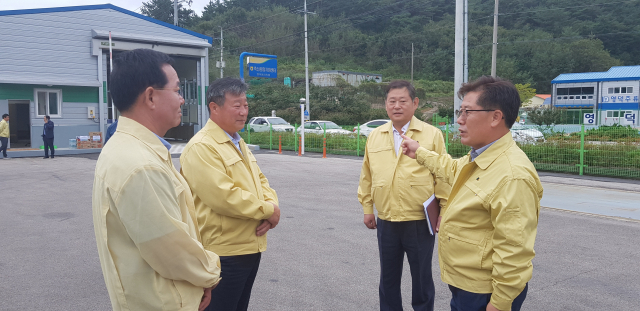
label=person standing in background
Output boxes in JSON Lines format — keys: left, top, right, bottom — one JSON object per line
{"left": 42, "top": 115, "right": 54, "bottom": 159}
{"left": 0, "top": 114, "right": 9, "bottom": 159}
{"left": 358, "top": 80, "right": 450, "bottom": 311}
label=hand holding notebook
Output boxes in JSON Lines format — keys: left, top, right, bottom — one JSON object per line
{"left": 423, "top": 194, "right": 440, "bottom": 236}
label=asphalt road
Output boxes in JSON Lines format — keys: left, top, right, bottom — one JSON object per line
{"left": 1, "top": 151, "right": 639, "bottom": 311}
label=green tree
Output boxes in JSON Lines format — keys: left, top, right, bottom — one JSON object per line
{"left": 515, "top": 83, "right": 537, "bottom": 107}
{"left": 141, "top": 0, "right": 197, "bottom": 27}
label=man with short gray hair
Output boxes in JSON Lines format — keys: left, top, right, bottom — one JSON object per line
{"left": 180, "top": 77, "right": 281, "bottom": 311}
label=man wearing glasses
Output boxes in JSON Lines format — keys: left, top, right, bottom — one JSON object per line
{"left": 401, "top": 76, "right": 543, "bottom": 311}
{"left": 92, "top": 49, "right": 221, "bottom": 311}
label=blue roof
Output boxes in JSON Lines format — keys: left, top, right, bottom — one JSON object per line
{"left": 552, "top": 66, "right": 640, "bottom": 84}
{"left": 0, "top": 4, "right": 212, "bottom": 44}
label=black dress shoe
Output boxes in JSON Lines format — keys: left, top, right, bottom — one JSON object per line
{"left": 51, "top": 156, "right": 54, "bottom": 158}
{"left": 43, "top": 157, "right": 49, "bottom": 159}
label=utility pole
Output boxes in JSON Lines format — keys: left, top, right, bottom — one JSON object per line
{"left": 411, "top": 43, "right": 414, "bottom": 83}
{"left": 220, "top": 27, "right": 224, "bottom": 78}
{"left": 464, "top": 0, "right": 469, "bottom": 83}
{"left": 303, "top": 0, "right": 311, "bottom": 114}
{"left": 491, "top": 0, "right": 499, "bottom": 77}
{"left": 454, "top": 0, "right": 464, "bottom": 113}
{"left": 173, "top": 0, "right": 178, "bottom": 26}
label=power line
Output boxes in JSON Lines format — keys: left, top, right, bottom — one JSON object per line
{"left": 500, "top": 0, "right": 639, "bottom": 16}
{"left": 469, "top": 0, "right": 640, "bottom": 22}
{"left": 223, "top": 0, "right": 323, "bottom": 31}
{"left": 289, "top": 22, "right": 455, "bottom": 57}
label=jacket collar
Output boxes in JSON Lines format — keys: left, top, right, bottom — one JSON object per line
{"left": 380, "top": 115, "right": 424, "bottom": 133}
{"left": 204, "top": 119, "right": 236, "bottom": 144}
{"left": 115, "top": 116, "right": 169, "bottom": 161}
{"left": 473, "top": 131, "right": 515, "bottom": 170}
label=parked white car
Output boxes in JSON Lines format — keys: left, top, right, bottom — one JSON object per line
{"left": 297, "top": 121, "right": 353, "bottom": 135}
{"left": 247, "top": 117, "right": 295, "bottom": 132}
{"left": 353, "top": 119, "right": 390, "bottom": 136}
{"left": 511, "top": 124, "right": 545, "bottom": 143}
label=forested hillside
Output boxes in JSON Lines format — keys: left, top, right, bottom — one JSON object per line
{"left": 139, "top": 0, "right": 638, "bottom": 123}
{"left": 141, "top": 0, "right": 638, "bottom": 93}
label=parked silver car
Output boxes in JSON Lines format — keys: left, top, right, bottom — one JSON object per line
{"left": 511, "top": 124, "right": 545, "bottom": 143}
{"left": 297, "top": 121, "right": 353, "bottom": 135}
{"left": 247, "top": 117, "right": 295, "bottom": 132}
{"left": 353, "top": 119, "right": 390, "bottom": 136}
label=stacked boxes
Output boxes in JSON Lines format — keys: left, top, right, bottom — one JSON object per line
{"left": 76, "top": 136, "right": 91, "bottom": 149}
{"left": 76, "top": 132, "right": 103, "bottom": 149}
{"left": 89, "top": 132, "right": 103, "bottom": 148}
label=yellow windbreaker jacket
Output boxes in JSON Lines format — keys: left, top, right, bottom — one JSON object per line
{"left": 180, "top": 119, "right": 278, "bottom": 256}
{"left": 415, "top": 132, "right": 543, "bottom": 311}
{"left": 92, "top": 117, "right": 221, "bottom": 311}
{"left": 358, "top": 116, "right": 450, "bottom": 221}
{"left": 0, "top": 119, "right": 9, "bottom": 137}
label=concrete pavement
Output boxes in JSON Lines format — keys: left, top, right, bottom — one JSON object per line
{"left": 1, "top": 152, "right": 639, "bottom": 310}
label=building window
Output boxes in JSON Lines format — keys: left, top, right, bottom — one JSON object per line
{"left": 35, "top": 89, "right": 62, "bottom": 117}
{"left": 606, "top": 110, "right": 633, "bottom": 118}
{"left": 557, "top": 87, "right": 594, "bottom": 97}
{"left": 608, "top": 87, "right": 633, "bottom": 94}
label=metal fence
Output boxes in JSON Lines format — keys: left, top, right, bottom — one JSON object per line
{"left": 239, "top": 123, "right": 640, "bottom": 180}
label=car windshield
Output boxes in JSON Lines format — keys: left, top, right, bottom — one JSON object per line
{"left": 317, "top": 121, "right": 342, "bottom": 129}
{"left": 368, "top": 120, "right": 389, "bottom": 128}
{"left": 268, "top": 117, "right": 288, "bottom": 125}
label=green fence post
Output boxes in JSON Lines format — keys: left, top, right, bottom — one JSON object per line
{"left": 323, "top": 123, "right": 327, "bottom": 154}
{"left": 578, "top": 123, "right": 585, "bottom": 175}
{"left": 247, "top": 124, "right": 251, "bottom": 144}
{"left": 357, "top": 123, "right": 360, "bottom": 157}
{"left": 323, "top": 123, "right": 326, "bottom": 139}
{"left": 294, "top": 124, "right": 297, "bottom": 153}
{"left": 269, "top": 124, "right": 273, "bottom": 150}
{"left": 445, "top": 120, "right": 450, "bottom": 154}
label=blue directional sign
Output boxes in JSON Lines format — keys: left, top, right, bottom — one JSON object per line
{"left": 248, "top": 57, "right": 277, "bottom": 78}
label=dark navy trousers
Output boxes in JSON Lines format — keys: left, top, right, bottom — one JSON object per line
{"left": 0, "top": 137, "right": 7, "bottom": 157}
{"left": 43, "top": 137, "right": 54, "bottom": 158}
{"left": 449, "top": 283, "right": 528, "bottom": 311}
{"left": 377, "top": 218, "right": 436, "bottom": 311}
{"left": 207, "top": 252, "right": 261, "bottom": 311}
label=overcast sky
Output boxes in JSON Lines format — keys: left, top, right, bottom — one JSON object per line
{"left": 2, "top": 0, "right": 213, "bottom": 16}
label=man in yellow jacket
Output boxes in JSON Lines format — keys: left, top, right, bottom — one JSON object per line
{"left": 401, "top": 76, "right": 543, "bottom": 311}
{"left": 180, "top": 77, "right": 280, "bottom": 311}
{"left": 0, "top": 114, "right": 9, "bottom": 159}
{"left": 92, "top": 49, "right": 221, "bottom": 311}
{"left": 358, "top": 80, "right": 450, "bottom": 311}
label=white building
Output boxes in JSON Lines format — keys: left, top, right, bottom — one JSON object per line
{"left": 551, "top": 66, "right": 639, "bottom": 126}
{"left": 0, "top": 4, "right": 211, "bottom": 149}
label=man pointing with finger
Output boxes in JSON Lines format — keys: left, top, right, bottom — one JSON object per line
{"left": 180, "top": 77, "right": 280, "bottom": 311}
{"left": 402, "top": 76, "right": 543, "bottom": 311}
{"left": 358, "top": 80, "right": 450, "bottom": 311}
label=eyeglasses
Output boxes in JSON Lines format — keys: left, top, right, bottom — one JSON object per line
{"left": 154, "top": 87, "right": 184, "bottom": 98}
{"left": 455, "top": 109, "right": 496, "bottom": 118}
